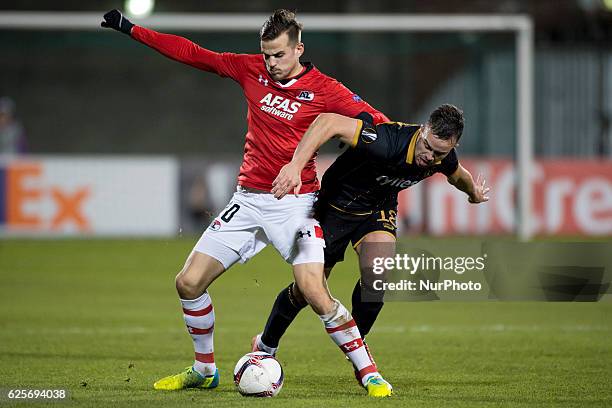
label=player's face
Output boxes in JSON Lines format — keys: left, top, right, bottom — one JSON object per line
{"left": 414, "top": 125, "right": 457, "bottom": 167}
{"left": 261, "top": 32, "right": 304, "bottom": 81}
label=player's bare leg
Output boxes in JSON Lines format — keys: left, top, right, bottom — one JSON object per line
{"left": 154, "top": 251, "right": 226, "bottom": 391}
{"left": 292, "top": 262, "right": 333, "bottom": 314}
{"left": 292, "top": 262, "right": 393, "bottom": 397}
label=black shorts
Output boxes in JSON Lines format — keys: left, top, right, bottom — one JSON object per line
{"left": 317, "top": 204, "right": 398, "bottom": 269}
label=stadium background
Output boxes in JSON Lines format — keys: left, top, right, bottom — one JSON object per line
{"left": 0, "top": 1, "right": 610, "bottom": 406}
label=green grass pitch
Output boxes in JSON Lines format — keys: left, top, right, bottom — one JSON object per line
{"left": 0, "top": 238, "right": 610, "bottom": 407}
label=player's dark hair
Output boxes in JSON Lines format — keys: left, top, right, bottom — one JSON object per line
{"left": 428, "top": 104, "right": 464, "bottom": 141}
{"left": 260, "top": 9, "right": 303, "bottom": 44}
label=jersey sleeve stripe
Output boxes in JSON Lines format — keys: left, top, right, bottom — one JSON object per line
{"left": 351, "top": 119, "right": 364, "bottom": 147}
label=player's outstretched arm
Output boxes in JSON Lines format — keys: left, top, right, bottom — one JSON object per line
{"left": 447, "top": 165, "right": 490, "bottom": 203}
{"left": 271, "top": 113, "right": 361, "bottom": 199}
{"left": 101, "top": 10, "right": 240, "bottom": 76}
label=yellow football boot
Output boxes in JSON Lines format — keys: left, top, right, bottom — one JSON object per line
{"left": 365, "top": 375, "right": 393, "bottom": 397}
{"left": 153, "top": 366, "right": 219, "bottom": 391}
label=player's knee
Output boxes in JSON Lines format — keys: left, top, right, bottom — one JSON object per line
{"left": 175, "top": 272, "right": 203, "bottom": 300}
{"left": 174, "top": 252, "right": 224, "bottom": 299}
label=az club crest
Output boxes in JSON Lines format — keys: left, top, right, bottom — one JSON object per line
{"left": 296, "top": 90, "right": 314, "bottom": 101}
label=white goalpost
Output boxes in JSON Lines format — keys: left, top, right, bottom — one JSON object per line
{"left": 0, "top": 12, "right": 534, "bottom": 241}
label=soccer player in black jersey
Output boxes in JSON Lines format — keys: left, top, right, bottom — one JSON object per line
{"left": 253, "top": 104, "right": 489, "bottom": 374}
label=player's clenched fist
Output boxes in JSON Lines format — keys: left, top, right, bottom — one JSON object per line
{"left": 271, "top": 162, "right": 302, "bottom": 199}
{"left": 101, "top": 9, "right": 134, "bottom": 35}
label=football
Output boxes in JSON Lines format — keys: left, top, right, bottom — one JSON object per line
{"left": 233, "top": 352, "right": 284, "bottom": 397}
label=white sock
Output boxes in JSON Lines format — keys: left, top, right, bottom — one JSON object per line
{"left": 320, "top": 300, "right": 379, "bottom": 386}
{"left": 181, "top": 292, "right": 216, "bottom": 376}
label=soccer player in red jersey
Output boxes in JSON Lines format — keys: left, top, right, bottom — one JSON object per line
{"left": 102, "top": 9, "right": 393, "bottom": 396}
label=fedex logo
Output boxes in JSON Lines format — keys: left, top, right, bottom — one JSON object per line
{"left": 259, "top": 92, "right": 301, "bottom": 121}
{"left": 0, "top": 162, "right": 90, "bottom": 232}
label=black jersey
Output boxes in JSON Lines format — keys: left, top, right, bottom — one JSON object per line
{"left": 318, "top": 121, "right": 459, "bottom": 214}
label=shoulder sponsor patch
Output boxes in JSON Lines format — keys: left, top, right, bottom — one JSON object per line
{"left": 361, "top": 127, "right": 377, "bottom": 144}
{"left": 297, "top": 90, "right": 314, "bottom": 101}
{"left": 352, "top": 94, "right": 362, "bottom": 102}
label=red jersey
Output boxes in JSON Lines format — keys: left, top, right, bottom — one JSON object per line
{"left": 131, "top": 26, "right": 389, "bottom": 193}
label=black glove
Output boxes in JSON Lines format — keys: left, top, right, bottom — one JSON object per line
{"left": 101, "top": 9, "right": 134, "bottom": 35}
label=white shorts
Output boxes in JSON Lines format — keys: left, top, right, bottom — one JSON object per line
{"left": 193, "top": 186, "right": 325, "bottom": 269}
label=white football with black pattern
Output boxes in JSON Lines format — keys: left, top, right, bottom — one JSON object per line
{"left": 233, "top": 351, "right": 283, "bottom": 397}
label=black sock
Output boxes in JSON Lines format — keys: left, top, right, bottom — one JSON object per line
{"left": 351, "top": 279, "right": 384, "bottom": 339}
{"left": 261, "top": 283, "right": 308, "bottom": 348}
